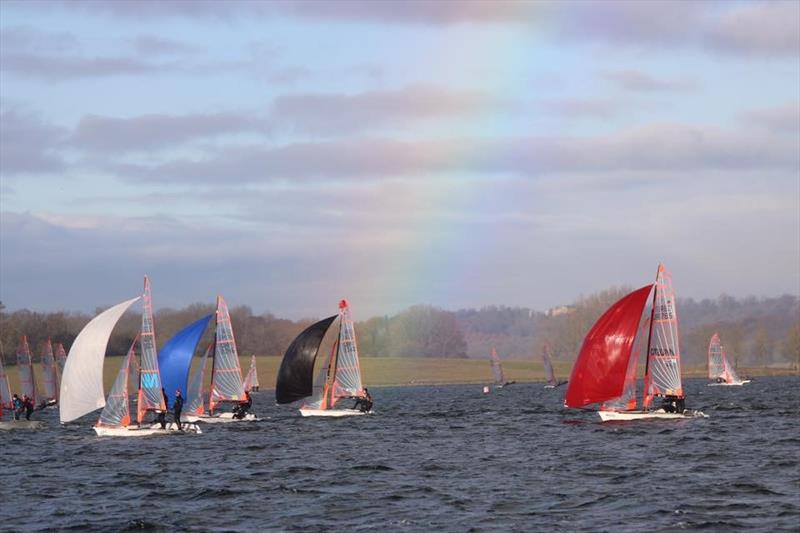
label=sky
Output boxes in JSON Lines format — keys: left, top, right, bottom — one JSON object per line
{"left": 1, "top": 0, "right": 798, "bottom": 319}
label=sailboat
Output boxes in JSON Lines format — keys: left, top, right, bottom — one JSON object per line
{"left": 60, "top": 276, "right": 201, "bottom": 435}
{"left": 187, "top": 296, "right": 258, "bottom": 423}
{"left": 16, "top": 336, "right": 41, "bottom": 407}
{"left": 564, "top": 264, "right": 707, "bottom": 422}
{"left": 40, "top": 339, "right": 59, "bottom": 406}
{"left": 55, "top": 343, "right": 68, "bottom": 374}
{"left": 276, "top": 299, "right": 372, "bottom": 417}
{"left": 707, "top": 333, "right": 750, "bottom": 386}
{"left": 542, "top": 344, "right": 567, "bottom": 388}
{"left": 244, "top": 355, "right": 260, "bottom": 392}
{"left": 489, "top": 347, "right": 515, "bottom": 388}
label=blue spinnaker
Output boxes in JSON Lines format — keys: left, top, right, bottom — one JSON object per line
{"left": 158, "top": 314, "right": 213, "bottom": 407}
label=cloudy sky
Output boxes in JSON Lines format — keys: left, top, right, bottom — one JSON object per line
{"left": 1, "top": 0, "right": 798, "bottom": 318}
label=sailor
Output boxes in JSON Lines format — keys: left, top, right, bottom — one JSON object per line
{"left": 12, "top": 394, "right": 23, "bottom": 420}
{"left": 173, "top": 389, "right": 184, "bottom": 431}
{"left": 233, "top": 390, "right": 252, "bottom": 419}
{"left": 353, "top": 388, "right": 373, "bottom": 412}
{"left": 22, "top": 395, "right": 34, "bottom": 420}
{"left": 661, "top": 395, "right": 685, "bottom": 414}
{"left": 156, "top": 387, "right": 169, "bottom": 429}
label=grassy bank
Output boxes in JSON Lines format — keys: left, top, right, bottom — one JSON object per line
{"left": 4, "top": 356, "right": 796, "bottom": 396}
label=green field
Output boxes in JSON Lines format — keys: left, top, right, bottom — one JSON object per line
{"left": 4, "top": 355, "right": 795, "bottom": 396}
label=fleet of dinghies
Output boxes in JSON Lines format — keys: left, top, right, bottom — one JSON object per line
{"left": 2, "top": 263, "right": 742, "bottom": 431}
{"left": 707, "top": 333, "right": 750, "bottom": 386}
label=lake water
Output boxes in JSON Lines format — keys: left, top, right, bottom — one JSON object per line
{"left": 1, "top": 376, "right": 798, "bottom": 531}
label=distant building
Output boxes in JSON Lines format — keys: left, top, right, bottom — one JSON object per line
{"left": 547, "top": 305, "right": 576, "bottom": 317}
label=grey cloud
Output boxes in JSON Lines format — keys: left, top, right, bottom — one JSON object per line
{"left": 601, "top": 70, "right": 696, "bottom": 92}
{"left": 0, "top": 52, "right": 165, "bottom": 81}
{"left": 70, "top": 112, "right": 268, "bottom": 153}
{"left": 739, "top": 102, "right": 800, "bottom": 133}
{"left": 131, "top": 35, "right": 199, "bottom": 56}
{"left": 706, "top": 2, "right": 800, "bottom": 58}
{"left": 540, "top": 98, "right": 620, "bottom": 118}
{"left": 0, "top": 108, "right": 68, "bottom": 176}
{"left": 108, "top": 122, "right": 799, "bottom": 184}
{"left": 0, "top": 25, "right": 79, "bottom": 53}
{"left": 270, "top": 86, "right": 513, "bottom": 135}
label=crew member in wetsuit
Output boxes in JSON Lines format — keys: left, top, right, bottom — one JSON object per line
{"left": 156, "top": 387, "right": 169, "bottom": 429}
{"left": 173, "top": 389, "right": 184, "bottom": 431}
{"left": 353, "top": 388, "right": 373, "bottom": 412}
{"left": 233, "top": 390, "right": 252, "bottom": 419}
{"left": 662, "top": 395, "right": 685, "bottom": 414}
{"left": 12, "top": 394, "right": 23, "bottom": 420}
{"left": 22, "top": 395, "right": 34, "bottom": 420}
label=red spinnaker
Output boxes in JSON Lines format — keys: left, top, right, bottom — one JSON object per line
{"left": 564, "top": 284, "right": 653, "bottom": 408}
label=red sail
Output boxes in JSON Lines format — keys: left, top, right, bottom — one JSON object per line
{"left": 565, "top": 284, "right": 653, "bottom": 408}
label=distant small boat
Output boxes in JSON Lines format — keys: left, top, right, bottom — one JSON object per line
{"left": 542, "top": 344, "right": 567, "bottom": 388}
{"left": 17, "top": 336, "right": 41, "bottom": 408}
{"left": 55, "top": 343, "right": 67, "bottom": 375}
{"left": 489, "top": 347, "right": 515, "bottom": 388}
{"left": 707, "top": 333, "right": 750, "bottom": 386}
{"left": 565, "top": 264, "right": 707, "bottom": 422}
{"left": 276, "top": 299, "right": 372, "bottom": 417}
{"left": 243, "top": 355, "right": 260, "bottom": 392}
{"left": 0, "top": 350, "right": 15, "bottom": 425}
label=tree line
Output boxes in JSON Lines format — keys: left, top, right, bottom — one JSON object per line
{"left": 0, "top": 292, "right": 798, "bottom": 370}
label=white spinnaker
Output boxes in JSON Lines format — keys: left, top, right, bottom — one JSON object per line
{"left": 59, "top": 297, "right": 140, "bottom": 423}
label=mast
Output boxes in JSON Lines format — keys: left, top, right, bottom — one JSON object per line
{"left": 642, "top": 265, "right": 660, "bottom": 408}
{"left": 643, "top": 264, "right": 683, "bottom": 410}
{"left": 137, "top": 275, "right": 166, "bottom": 423}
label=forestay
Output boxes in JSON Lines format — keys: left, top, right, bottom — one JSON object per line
{"left": 643, "top": 265, "right": 683, "bottom": 408}
{"left": 97, "top": 337, "right": 137, "bottom": 428}
{"left": 137, "top": 276, "right": 165, "bottom": 423}
{"left": 209, "top": 296, "right": 245, "bottom": 413}
{"left": 60, "top": 297, "right": 141, "bottom": 423}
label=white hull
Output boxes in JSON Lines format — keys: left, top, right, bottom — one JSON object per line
{"left": 93, "top": 422, "right": 202, "bottom": 436}
{"left": 185, "top": 412, "right": 259, "bottom": 423}
{"left": 598, "top": 409, "right": 708, "bottom": 422}
{"left": 299, "top": 408, "right": 371, "bottom": 417}
{"left": 707, "top": 380, "right": 751, "bottom": 386}
{"left": 0, "top": 420, "right": 45, "bottom": 430}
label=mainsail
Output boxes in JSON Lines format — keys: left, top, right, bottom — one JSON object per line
{"left": 137, "top": 276, "right": 165, "bottom": 423}
{"left": 564, "top": 284, "right": 653, "bottom": 408}
{"left": 55, "top": 343, "right": 68, "bottom": 374}
{"left": 41, "top": 339, "right": 59, "bottom": 402}
{"left": 96, "top": 337, "right": 137, "bottom": 428}
{"left": 186, "top": 343, "right": 211, "bottom": 416}
{"left": 60, "top": 297, "right": 141, "bottom": 423}
{"left": 643, "top": 265, "right": 683, "bottom": 409}
{"left": 243, "top": 355, "right": 259, "bottom": 392}
{"left": 158, "top": 314, "right": 212, "bottom": 407}
{"left": 333, "top": 300, "right": 364, "bottom": 399}
{"left": 542, "top": 345, "right": 556, "bottom": 386}
{"left": 490, "top": 347, "right": 505, "bottom": 385}
{"left": 0, "top": 351, "right": 12, "bottom": 409}
{"left": 208, "top": 296, "right": 245, "bottom": 413}
{"left": 276, "top": 315, "right": 337, "bottom": 404}
{"left": 16, "top": 336, "right": 38, "bottom": 405}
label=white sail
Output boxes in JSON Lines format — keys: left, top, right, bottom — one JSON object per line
{"left": 334, "top": 299, "right": 363, "bottom": 397}
{"left": 59, "top": 297, "right": 140, "bottom": 423}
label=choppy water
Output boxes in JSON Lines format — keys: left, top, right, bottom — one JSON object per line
{"left": 2, "top": 376, "right": 798, "bottom": 531}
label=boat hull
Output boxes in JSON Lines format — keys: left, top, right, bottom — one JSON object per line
{"left": 93, "top": 422, "right": 202, "bottom": 436}
{"left": 707, "top": 380, "right": 751, "bottom": 386}
{"left": 0, "top": 420, "right": 45, "bottom": 430}
{"left": 185, "top": 412, "right": 259, "bottom": 423}
{"left": 598, "top": 409, "right": 708, "bottom": 422}
{"left": 299, "top": 408, "right": 371, "bottom": 417}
